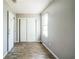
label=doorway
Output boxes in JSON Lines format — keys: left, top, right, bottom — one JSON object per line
{"left": 20, "top": 17, "right": 36, "bottom": 42}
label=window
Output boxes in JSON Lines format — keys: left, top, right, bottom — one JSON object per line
{"left": 42, "top": 13, "right": 48, "bottom": 37}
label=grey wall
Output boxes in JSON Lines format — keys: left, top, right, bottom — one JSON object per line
{"left": 3, "top": 0, "right": 16, "bottom": 56}
{"left": 41, "top": 0, "right": 75, "bottom": 59}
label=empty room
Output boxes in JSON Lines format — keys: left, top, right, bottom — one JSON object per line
{"left": 3, "top": 0, "right": 75, "bottom": 59}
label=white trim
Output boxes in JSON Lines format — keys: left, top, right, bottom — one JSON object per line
{"left": 42, "top": 43, "right": 59, "bottom": 59}
{"left": 14, "top": 41, "right": 19, "bottom": 43}
{"left": 15, "top": 41, "right": 41, "bottom": 43}
{"left": 24, "top": 40, "right": 41, "bottom": 42}
{"left": 3, "top": 51, "right": 8, "bottom": 58}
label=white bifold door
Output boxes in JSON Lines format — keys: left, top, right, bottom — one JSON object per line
{"left": 20, "top": 18, "right": 27, "bottom": 42}
{"left": 27, "top": 18, "right": 36, "bottom": 42}
{"left": 20, "top": 18, "right": 36, "bottom": 42}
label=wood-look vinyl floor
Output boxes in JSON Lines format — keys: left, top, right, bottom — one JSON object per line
{"left": 4, "top": 42, "right": 56, "bottom": 59}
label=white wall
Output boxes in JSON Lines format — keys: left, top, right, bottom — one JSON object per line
{"left": 41, "top": 0, "right": 75, "bottom": 59}
{"left": 16, "top": 14, "right": 40, "bottom": 42}
{"left": 3, "top": 0, "right": 16, "bottom": 57}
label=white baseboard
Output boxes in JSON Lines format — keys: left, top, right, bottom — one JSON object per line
{"left": 25, "top": 40, "right": 41, "bottom": 42}
{"left": 42, "top": 43, "right": 59, "bottom": 59}
{"left": 3, "top": 45, "right": 14, "bottom": 58}
{"left": 14, "top": 41, "right": 19, "bottom": 43}
{"left": 3, "top": 51, "right": 8, "bottom": 58}
{"left": 15, "top": 41, "right": 41, "bottom": 43}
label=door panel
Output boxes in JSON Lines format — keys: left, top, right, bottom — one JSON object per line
{"left": 20, "top": 18, "right": 27, "bottom": 42}
{"left": 27, "top": 18, "right": 36, "bottom": 42}
{"left": 8, "top": 11, "right": 14, "bottom": 52}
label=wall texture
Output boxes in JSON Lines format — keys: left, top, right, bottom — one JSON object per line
{"left": 3, "top": 0, "right": 16, "bottom": 57}
{"left": 41, "top": 0, "right": 75, "bottom": 59}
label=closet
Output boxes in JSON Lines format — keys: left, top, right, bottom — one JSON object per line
{"left": 16, "top": 15, "right": 40, "bottom": 42}
{"left": 19, "top": 17, "right": 36, "bottom": 42}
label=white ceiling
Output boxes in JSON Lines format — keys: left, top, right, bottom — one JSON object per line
{"left": 6, "top": 0, "right": 53, "bottom": 14}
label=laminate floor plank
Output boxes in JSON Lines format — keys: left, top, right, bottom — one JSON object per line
{"left": 4, "top": 42, "right": 55, "bottom": 59}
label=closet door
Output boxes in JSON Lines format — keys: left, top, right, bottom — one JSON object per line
{"left": 20, "top": 18, "right": 27, "bottom": 42}
{"left": 27, "top": 18, "right": 36, "bottom": 42}
{"left": 8, "top": 11, "right": 15, "bottom": 51}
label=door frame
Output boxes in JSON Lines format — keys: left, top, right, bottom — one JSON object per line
{"left": 7, "top": 10, "right": 9, "bottom": 51}
{"left": 7, "top": 10, "right": 15, "bottom": 52}
{"left": 18, "top": 17, "right": 38, "bottom": 42}
{"left": 19, "top": 18, "right": 27, "bottom": 42}
{"left": 19, "top": 19, "right": 20, "bottom": 43}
